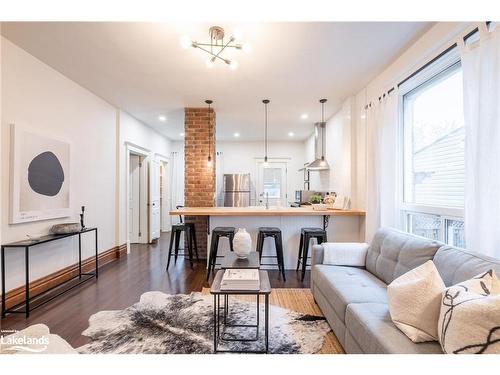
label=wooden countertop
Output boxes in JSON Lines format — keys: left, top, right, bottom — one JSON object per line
{"left": 169, "top": 206, "right": 366, "bottom": 217}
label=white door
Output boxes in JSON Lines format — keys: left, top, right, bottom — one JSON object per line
{"left": 149, "top": 158, "right": 161, "bottom": 242}
{"left": 256, "top": 162, "right": 288, "bottom": 207}
{"left": 129, "top": 155, "right": 141, "bottom": 244}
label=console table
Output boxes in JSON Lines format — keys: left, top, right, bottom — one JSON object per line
{"left": 1, "top": 227, "right": 98, "bottom": 318}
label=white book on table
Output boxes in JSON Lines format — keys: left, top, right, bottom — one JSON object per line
{"left": 220, "top": 269, "right": 260, "bottom": 290}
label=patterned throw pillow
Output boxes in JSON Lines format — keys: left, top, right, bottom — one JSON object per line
{"left": 438, "top": 270, "right": 500, "bottom": 354}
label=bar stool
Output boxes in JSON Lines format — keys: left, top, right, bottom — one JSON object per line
{"left": 256, "top": 227, "right": 286, "bottom": 281}
{"left": 206, "top": 227, "right": 235, "bottom": 280}
{"left": 297, "top": 227, "right": 327, "bottom": 281}
{"left": 166, "top": 205, "right": 199, "bottom": 270}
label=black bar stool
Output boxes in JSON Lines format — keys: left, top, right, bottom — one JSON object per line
{"left": 206, "top": 227, "right": 235, "bottom": 280}
{"left": 166, "top": 206, "right": 199, "bottom": 270}
{"left": 256, "top": 227, "right": 286, "bottom": 281}
{"left": 297, "top": 227, "right": 327, "bottom": 281}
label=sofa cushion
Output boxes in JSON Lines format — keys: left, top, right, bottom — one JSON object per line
{"left": 312, "top": 264, "right": 387, "bottom": 322}
{"left": 438, "top": 270, "right": 500, "bottom": 354}
{"left": 433, "top": 245, "right": 500, "bottom": 286}
{"left": 366, "top": 227, "right": 442, "bottom": 284}
{"left": 387, "top": 260, "right": 445, "bottom": 342}
{"left": 345, "top": 303, "right": 443, "bottom": 354}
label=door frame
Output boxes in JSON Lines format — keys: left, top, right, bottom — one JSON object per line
{"left": 155, "top": 153, "right": 171, "bottom": 233}
{"left": 125, "top": 142, "right": 151, "bottom": 253}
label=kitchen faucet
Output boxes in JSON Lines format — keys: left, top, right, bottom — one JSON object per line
{"left": 260, "top": 192, "right": 270, "bottom": 209}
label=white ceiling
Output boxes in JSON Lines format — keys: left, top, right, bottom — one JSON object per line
{"left": 1, "top": 22, "right": 432, "bottom": 141}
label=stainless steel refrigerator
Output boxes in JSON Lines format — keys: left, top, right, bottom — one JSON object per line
{"left": 223, "top": 174, "right": 251, "bottom": 207}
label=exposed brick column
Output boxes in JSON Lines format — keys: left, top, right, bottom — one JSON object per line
{"left": 184, "top": 107, "right": 216, "bottom": 259}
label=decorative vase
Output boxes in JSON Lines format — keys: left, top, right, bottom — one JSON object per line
{"left": 233, "top": 228, "right": 252, "bottom": 259}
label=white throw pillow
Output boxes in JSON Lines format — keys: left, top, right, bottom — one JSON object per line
{"left": 437, "top": 270, "right": 500, "bottom": 354}
{"left": 387, "top": 260, "right": 445, "bottom": 342}
{"left": 322, "top": 243, "right": 368, "bottom": 267}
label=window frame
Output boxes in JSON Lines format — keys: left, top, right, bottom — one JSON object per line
{"left": 398, "top": 47, "right": 465, "bottom": 242}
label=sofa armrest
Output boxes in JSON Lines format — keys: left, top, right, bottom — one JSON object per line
{"left": 322, "top": 242, "right": 369, "bottom": 267}
{"left": 312, "top": 244, "right": 325, "bottom": 266}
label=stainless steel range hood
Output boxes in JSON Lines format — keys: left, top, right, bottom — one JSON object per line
{"left": 305, "top": 122, "right": 329, "bottom": 171}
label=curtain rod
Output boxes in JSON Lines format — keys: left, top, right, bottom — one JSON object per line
{"left": 364, "top": 22, "right": 490, "bottom": 110}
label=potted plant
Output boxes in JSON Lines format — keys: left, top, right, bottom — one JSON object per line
{"left": 310, "top": 195, "right": 327, "bottom": 210}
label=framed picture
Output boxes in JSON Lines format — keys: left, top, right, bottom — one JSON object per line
{"left": 9, "top": 124, "right": 71, "bottom": 224}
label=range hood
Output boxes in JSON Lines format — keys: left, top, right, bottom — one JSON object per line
{"left": 304, "top": 122, "right": 329, "bottom": 171}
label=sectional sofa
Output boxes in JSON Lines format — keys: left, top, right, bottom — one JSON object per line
{"left": 311, "top": 227, "right": 500, "bottom": 354}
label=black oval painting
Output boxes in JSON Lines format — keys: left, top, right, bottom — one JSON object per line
{"left": 28, "top": 151, "right": 65, "bottom": 196}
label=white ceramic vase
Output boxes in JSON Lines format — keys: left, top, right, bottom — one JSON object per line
{"left": 233, "top": 228, "right": 252, "bottom": 259}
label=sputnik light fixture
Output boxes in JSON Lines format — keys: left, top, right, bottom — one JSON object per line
{"left": 263, "top": 99, "right": 270, "bottom": 167}
{"left": 180, "top": 26, "right": 250, "bottom": 69}
{"left": 206, "top": 99, "right": 213, "bottom": 167}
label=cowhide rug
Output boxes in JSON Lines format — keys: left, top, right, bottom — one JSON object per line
{"left": 78, "top": 291, "right": 331, "bottom": 354}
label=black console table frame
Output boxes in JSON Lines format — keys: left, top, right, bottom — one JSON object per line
{"left": 1, "top": 227, "right": 98, "bottom": 318}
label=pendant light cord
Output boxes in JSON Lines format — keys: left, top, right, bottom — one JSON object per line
{"left": 320, "top": 98, "right": 327, "bottom": 160}
{"left": 265, "top": 102, "right": 268, "bottom": 159}
{"left": 263, "top": 99, "right": 270, "bottom": 161}
{"left": 205, "top": 99, "right": 213, "bottom": 163}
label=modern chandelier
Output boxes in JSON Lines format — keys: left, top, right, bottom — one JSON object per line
{"left": 180, "top": 26, "right": 251, "bottom": 70}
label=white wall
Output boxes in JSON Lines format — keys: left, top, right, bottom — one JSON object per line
{"left": 1, "top": 37, "right": 117, "bottom": 290}
{"left": 117, "top": 110, "right": 172, "bottom": 247}
{"left": 305, "top": 98, "right": 354, "bottom": 198}
{"left": 0, "top": 37, "right": 173, "bottom": 292}
{"left": 216, "top": 141, "right": 306, "bottom": 206}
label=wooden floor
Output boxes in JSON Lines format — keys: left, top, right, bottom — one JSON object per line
{"left": 1, "top": 233, "right": 313, "bottom": 349}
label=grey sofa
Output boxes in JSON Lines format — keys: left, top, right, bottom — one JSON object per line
{"left": 311, "top": 227, "right": 500, "bottom": 354}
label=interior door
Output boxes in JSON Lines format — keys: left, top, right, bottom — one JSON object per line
{"left": 256, "top": 162, "right": 288, "bottom": 207}
{"left": 148, "top": 158, "right": 161, "bottom": 242}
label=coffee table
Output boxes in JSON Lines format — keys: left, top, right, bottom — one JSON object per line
{"left": 210, "top": 269, "right": 271, "bottom": 353}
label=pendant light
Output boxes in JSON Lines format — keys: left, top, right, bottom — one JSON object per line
{"left": 205, "top": 99, "right": 213, "bottom": 167}
{"left": 263, "top": 99, "right": 270, "bottom": 167}
{"left": 319, "top": 98, "right": 327, "bottom": 167}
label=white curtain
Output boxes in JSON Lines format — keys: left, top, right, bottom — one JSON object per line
{"left": 460, "top": 23, "right": 500, "bottom": 258}
{"left": 365, "top": 90, "right": 400, "bottom": 241}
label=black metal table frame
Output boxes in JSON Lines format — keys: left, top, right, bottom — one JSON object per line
{"left": 1, "top": 228, "right": 98, "bottom": 318}
{"left": 213, "top": 292, "right": 269, "bottom": 354}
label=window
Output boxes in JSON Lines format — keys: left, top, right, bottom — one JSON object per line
{"left": 263, "top": 167, "right": 282, "bottom": 199}
{"left": 401, "top": 52, "right": 465, "bottom": 246}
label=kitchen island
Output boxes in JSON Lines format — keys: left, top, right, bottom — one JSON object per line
{"left": 169, "top": 206, "right": 366, "bottom": 270}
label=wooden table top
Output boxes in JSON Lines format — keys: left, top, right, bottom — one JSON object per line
{"left": 169, "top": 206, "right": 366, "bottom": 217}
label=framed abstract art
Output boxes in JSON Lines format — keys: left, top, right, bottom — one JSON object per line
{"left": 9, "top": 124, "right": 71, "bottom": 224}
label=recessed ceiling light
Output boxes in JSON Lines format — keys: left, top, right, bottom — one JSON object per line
{"left": 158, "top": 115, "right": 167, "bottom": 122}
{"left": 179, "top": 132, "right": 185, "bottom": 137}
{"left": 288, "top": 132, "right": 295, "bottom": 137}
{"left": 234, "top": 132, "right": 240, "bottom": 138}
{"left": 300, "top": 114, "right": 308, "bottom": 120}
